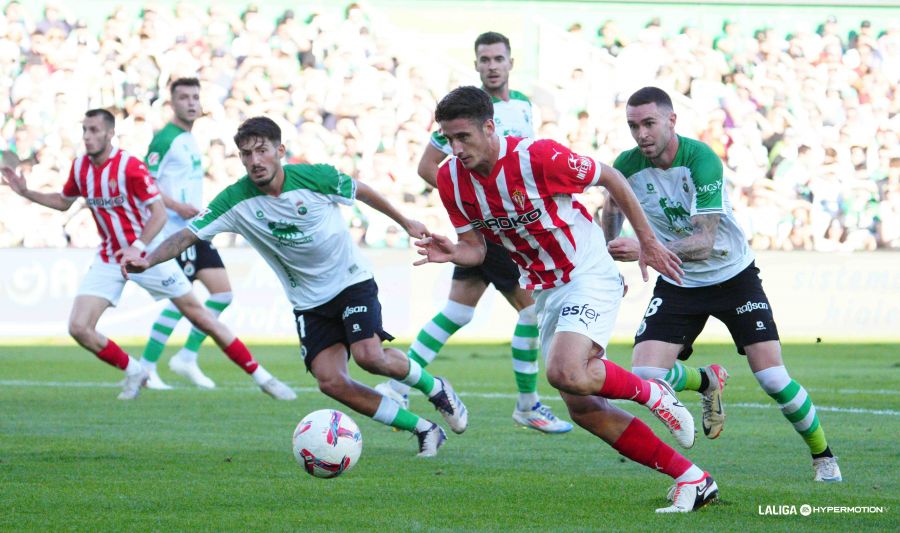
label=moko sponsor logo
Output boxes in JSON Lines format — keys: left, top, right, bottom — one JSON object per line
{"left": 471, "top": 208, "right": 542, "bottom": 231}
{"left": 86, "top": 196, "right": 125, "bottom": 208}
{"left": 736, "top": 301, "right": 769, "bottom": 314}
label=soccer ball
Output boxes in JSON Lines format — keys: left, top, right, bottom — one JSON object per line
{"left": 292, "top": 409, "right": 363, "bottom": 478}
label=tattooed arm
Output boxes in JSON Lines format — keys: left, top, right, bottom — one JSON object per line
{"left": 600, "top": 191, "right": 624, "bottom": 242}
{"left": 121, "top": 228, "right": 198, "bottom": 278}
{"left": 667, "top": 213, "right": 720, "bottom": 261}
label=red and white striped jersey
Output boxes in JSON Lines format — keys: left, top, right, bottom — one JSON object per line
{"left": 61, "top": 149, "right": 161, "bottom": 263}
{"left": 437, "top": 136, "right": 617, "bottom": 290}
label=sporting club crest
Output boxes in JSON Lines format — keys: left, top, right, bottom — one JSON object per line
{"left": 511, "top": 190, "right": 526, "bottom": 210}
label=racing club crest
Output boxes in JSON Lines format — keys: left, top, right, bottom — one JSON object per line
{"left": 511, "top": 190, "right": 526, "bottom": 210}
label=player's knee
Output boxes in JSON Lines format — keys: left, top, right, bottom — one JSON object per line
{"left": 546, "top": 364, "right": 587, "bottom": 394}
{"left": 351, "top": 345, "right": 386, "bottom": 373}
{"left": 209, "top": 291, "right": 233, "bottom": 307}
{"left": 632, "top": 366, "right": 669, "bottom": 380}
{"left": 317, "top": 374, "right": 352, "bottom": 399}
{"left": 753, "top": 364, "right": 791, "bottom": 394}
{"left": 442, "top": 300, "right": 475, "bottom": 327}
{"left": 67, "top": 320, "right": 91, "bottom": 343}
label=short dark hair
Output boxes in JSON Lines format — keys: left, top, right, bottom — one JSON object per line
{"left": 474, "top": 31, "right": 510, "bottom": 54}
{"left": 435, "top": 86, "right": 493, "bottom": 124}
{"left": 170, "top": 77, "right": 200, "bottom": 95}
{"left": 84, "top": 108, "right": 115, "bottom": 128}
{"left": 626, "top": 86, "right": 674, "bottom": 110}
{"left": 234, "top": 116, "right": 281, "bottom": 148}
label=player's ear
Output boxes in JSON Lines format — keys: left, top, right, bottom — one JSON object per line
{"left": 509, "top": 56, "right": 514, "bottom": 70}
{"left": 669, "top": 112, "right": 677, "bottom": 129}
{"left": 277, "top": 143, "right": 287, "bottom": 158}
{"left": 483, "top": 118, "right": 496, "bottom": 136}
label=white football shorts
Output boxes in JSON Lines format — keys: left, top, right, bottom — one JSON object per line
{"left": 77, "top": 253, "right": 192, "bottom": 306}
{"left": 533, "top": 270, "right": 623, "bottom": 360}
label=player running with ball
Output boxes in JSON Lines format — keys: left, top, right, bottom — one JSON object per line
{"left": 416, "top": 86, "right": 719, "bottom": 512}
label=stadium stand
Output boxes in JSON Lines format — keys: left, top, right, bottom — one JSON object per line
{"left": 0, "top": 1, "right": 897, "bottom": 250}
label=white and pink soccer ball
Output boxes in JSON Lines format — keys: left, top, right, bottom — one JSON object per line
{"left": 292, "top": 409, "right": 363, "bottom": 478}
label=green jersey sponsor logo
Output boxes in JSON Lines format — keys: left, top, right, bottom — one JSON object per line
{"left": 697, "top": 181, "right": 722, "bottom": 194}
{"left": 659, "top": 198, "right": 690, "bottom": 231}
{"left": 268, "top": 221, "right": 313, "bottom": 247}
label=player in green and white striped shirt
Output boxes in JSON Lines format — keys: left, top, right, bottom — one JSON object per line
{"left": 124, "top": 117, "right": 468, "bottom": 456}
{"left": 602, "top": 87, "right": 841, "bottom": 487}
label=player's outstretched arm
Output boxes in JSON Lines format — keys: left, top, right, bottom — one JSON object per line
{"left": 1, "top": 167, "right": 77, "bottom": 211}
{"left": 417, "top": 144, "right": 448, "bottom": 189}
{"left": 121, "top": 227, "right": 198, "bottom": 279}
{"left": 354, "top": 179, "right": 429, "bottom": 238}
{"left": 597, "top": 162, "right": 683, "bottom": 284}
{"left": 414, "top": 230, "right": 485, "bottom": 267}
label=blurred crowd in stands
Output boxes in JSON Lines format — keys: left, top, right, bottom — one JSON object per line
{"left": 0, "top": 1, "right": 897, "bottom": 251}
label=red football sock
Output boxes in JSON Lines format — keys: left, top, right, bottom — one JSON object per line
{"left": 597, "top": 358, "right": 651, "bottom": 404}
{"left": 612, "top": 417, "right": 692, "bottom": 479}
{"left": 224, "top": 338, "right": 258, "bottom": 374}
{"left": 97, "top": 339, "right": 129, "bottom": 370}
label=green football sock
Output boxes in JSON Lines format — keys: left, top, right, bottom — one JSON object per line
{"left": 180, "top": 292, "right": 232, "bottom": 355}
{"left": 400, "top": 358, "right": 438, "bottom": 397}
{"left": 512, "top": 307, "right": 539, "bottom": 395}
{"left": 372, "top": 396, "right": 431, "bottom": 433}
{"left": 141, "top": 304, "right": 182, "bottom": 363}
{"left": 407, "top": 307, "right": 469, "bottom": 368}
{"left": 665, "top": 361, "right": 703, "bottom": 392}
{"left": 769, "top": 380, "right": 829, "bottom": 455}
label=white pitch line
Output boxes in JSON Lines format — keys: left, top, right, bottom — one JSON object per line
{"left": 1, "top": 380, "right": 897, "bottom": 416}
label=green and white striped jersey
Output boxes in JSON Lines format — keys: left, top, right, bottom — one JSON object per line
{"left": 189, "top": 164, "right": 373, "bottom": 309}
{"left": 430, "top": 90, "right": 535, "bottom": 155}
{"left": 613, "top": 135, "right": 753, "bottom": 287}
{"left": 145, "top": 123, "right": 204, "bottom": 235}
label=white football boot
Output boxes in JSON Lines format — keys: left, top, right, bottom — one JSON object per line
{"left": 512, "top": 402, "right": 573, "bottom": 434}
{"left": 656, "top": 472, "right": 718, "bottom": 513}
{"left": 168, "top": 351, "right": 215, "bottom": 389}
{"left": 374, "top": 381, "right": 409, "bottom": 409}
{"left": 813, "top": 456, "right": 842, "bottom": 482}
{"left": 428, "top": 377, "right": 468, "bottom": 434}
{"left": 117, "top": 368, "right": 149, "bottom": 400}
{"left": 647, "top": 379, "right": 696, "bottom": 449}
{"left": 259, "top": 377, "right": 297, "bottom": 400}
{"left": 415, "top": 422, "right": 447, "bottom": 457}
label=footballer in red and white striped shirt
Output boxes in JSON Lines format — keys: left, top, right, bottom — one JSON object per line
{"left": 437, "top": 134, "right": 613, "bottom": 290}
{"left": 62, "top": 148, "right": 160, "bottom": 263}
{"left": 0, "top": 109, "right": 285, "bottom": 401}
{"left": 416, "top": 87, "right": 720, "bottom": 513}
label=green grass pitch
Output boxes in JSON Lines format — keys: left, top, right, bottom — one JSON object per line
{"left": 1, "top": 342, "right": 897, "bottom": 531}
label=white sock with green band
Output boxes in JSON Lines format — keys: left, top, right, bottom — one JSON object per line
{"left": 755, "top": 365, "right": 830, "bottom": 456}
{"left": 512, "top": 304, "right": 540, "bottom": 410}
{"left": 389, "top": 300, "right": 475, "bottom": 396}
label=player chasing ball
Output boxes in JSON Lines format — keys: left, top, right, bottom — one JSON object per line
{"left": 123, "top": 116, "right": 468, "bottom": 457}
